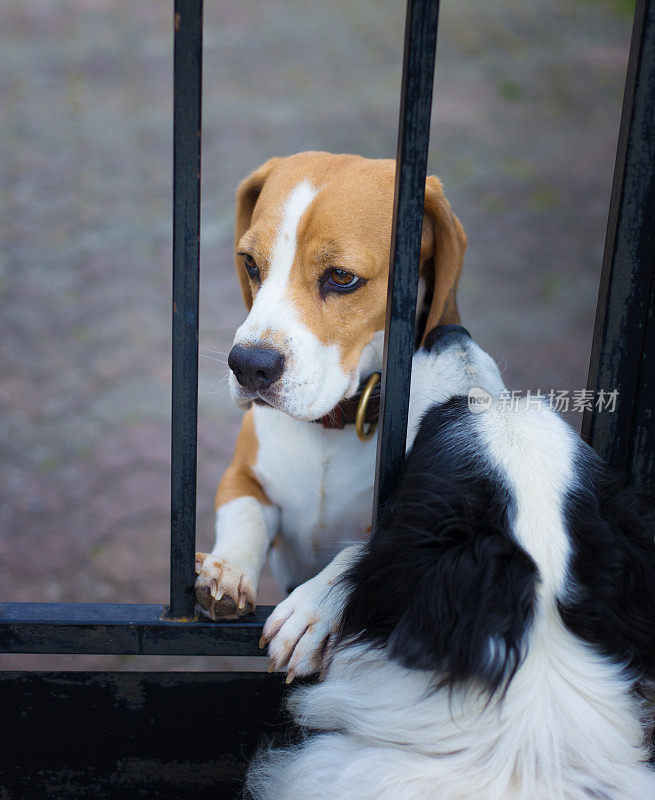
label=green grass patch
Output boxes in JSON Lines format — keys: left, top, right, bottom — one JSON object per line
{"left": 573, "top": 0, "right": 636, "bottom": 19}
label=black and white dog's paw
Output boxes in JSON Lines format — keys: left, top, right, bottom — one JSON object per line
{"left": 260, "top": 573, "right": 343, "bottom": 682}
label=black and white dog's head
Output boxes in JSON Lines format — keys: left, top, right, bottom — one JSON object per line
{"left": 341, "top": 324, "right": 655, "bottom": 696}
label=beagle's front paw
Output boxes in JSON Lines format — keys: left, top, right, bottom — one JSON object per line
{"left": 195, "top": 552, "right": 256, "bottom": 620}
{"left": 259, "top": 575, "right": 345, "bottom": 681}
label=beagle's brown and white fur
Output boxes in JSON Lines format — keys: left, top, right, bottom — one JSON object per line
{"left": 195, "top": 151, "right": 466, "bottom": 677}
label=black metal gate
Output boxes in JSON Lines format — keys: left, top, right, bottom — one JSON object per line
{"left": 1, "top": 0, "right": 654, "bottom": 796}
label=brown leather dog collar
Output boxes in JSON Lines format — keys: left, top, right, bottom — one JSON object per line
{"left": 315, "top": 372, "right": 381, "bottom": 440}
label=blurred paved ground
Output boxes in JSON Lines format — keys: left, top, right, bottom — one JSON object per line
{"left": 0, "top": 0, "right": 633, "bottom": 669}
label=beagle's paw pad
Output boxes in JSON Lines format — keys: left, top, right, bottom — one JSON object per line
{"left": 194, "top": 553, "right": 256, "bottom": 620}
{"left": 260, "top": 578, "right": 344, "bottom": 680}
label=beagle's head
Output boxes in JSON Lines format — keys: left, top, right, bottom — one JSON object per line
{"left": 227, "top": 151, "right": 466, "bottom": 421}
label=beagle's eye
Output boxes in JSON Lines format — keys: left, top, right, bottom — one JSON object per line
{"left": 242, "top": 253, "right": 260, "bottom": 281}
{"left": 325, "top": 268, "right": 363, "bottom": 293}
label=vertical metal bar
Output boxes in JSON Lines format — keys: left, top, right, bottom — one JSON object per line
{"left": 582, "top": 0, "right": 655, "bottom": 489}
{"left": 372, "top": 0, "right": 440, "bottom": 517}
{"left": 170, "top": 0, "right": 203, "bottom": 618}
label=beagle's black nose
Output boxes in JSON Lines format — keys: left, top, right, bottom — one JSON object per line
{"left": 228, "top": 344, "right": 285, "bottom": 391}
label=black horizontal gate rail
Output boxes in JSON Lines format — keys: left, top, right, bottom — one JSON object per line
{"left": 0, "top": 603, "right": 271, "bottom": 656}
{"left": 582, "top": 0, "right": 655, "bottom": 491}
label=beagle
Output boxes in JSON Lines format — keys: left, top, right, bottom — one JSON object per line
{"left": 195, "top": 153, "right": 466, "bottom": 656}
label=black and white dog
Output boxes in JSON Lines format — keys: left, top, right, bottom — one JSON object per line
{"left": 248, "top": 325, "right": 655, "bottom": 800}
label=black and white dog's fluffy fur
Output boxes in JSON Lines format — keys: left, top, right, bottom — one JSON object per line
{"left": 248, "top": 326, "right": 655, "bottom": 800}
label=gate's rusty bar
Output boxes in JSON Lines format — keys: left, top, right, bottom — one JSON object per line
{"left": 372, "top": 0, "right": 441, "bottom": 517}
{"left": 582, "top": 0, "right": 655, "bottom": 490}
{"left": 170, "top": 0, "right": 203, "bottom": 617}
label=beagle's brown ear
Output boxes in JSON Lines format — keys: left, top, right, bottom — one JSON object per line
{"left": 418, "top": 175, "right": 467, "bottom": 343}
{"left": 234, "top": 157, "right": 282, "bottom": 310}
